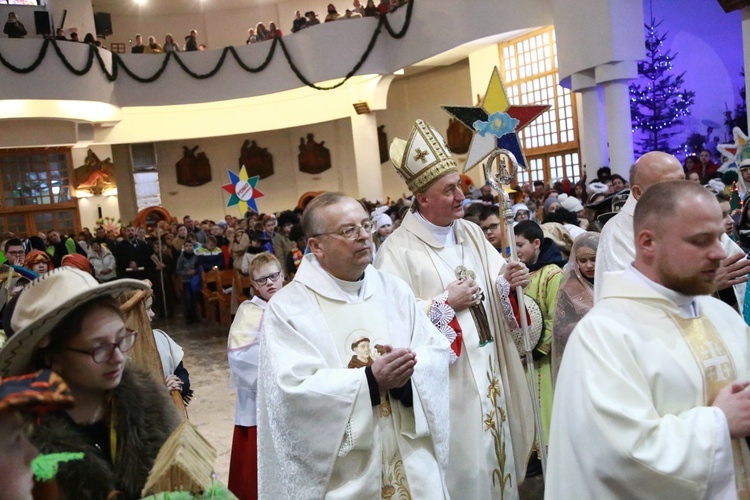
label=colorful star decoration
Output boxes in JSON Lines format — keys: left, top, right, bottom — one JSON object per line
{"left": 717, "top": 127, "right": 750, "bottom": 172}
{"left": 443, "top": 67, "right": 549, "bottom": 173}
{"left": 221, "top": 166, "right": 264, "bottom": 215}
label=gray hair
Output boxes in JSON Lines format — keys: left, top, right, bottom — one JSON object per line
{"left": 301, "top": 192, "right": 350, "bottom": 239}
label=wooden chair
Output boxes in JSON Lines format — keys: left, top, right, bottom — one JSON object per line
{"left": 232, "top": 268, "right": 252, "bottom": 311}
{"left": 214, "top": 268, "right": 235, "bottom": 327}
{"left": 200, "top": 268, "right": 220, "bottom": 323}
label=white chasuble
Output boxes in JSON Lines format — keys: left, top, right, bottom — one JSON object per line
{"left": 547, "top": 268, "right": 750, "bottom": 499}
{"left": 375, "top": 211, "right": 535, "bottom": 500}
{"left": 317, "top": 294, "right": 412, "bottom": 498}
{"left": 257, "top": 254, "right": 450, "bottom": 500}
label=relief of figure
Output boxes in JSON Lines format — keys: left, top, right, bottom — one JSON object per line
{"left": 298, "top": 133, "right": 331, "bottom": 174}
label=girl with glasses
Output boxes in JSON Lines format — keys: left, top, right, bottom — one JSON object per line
{"left": 0, "top": 267, "right": 180, "bottom": 498}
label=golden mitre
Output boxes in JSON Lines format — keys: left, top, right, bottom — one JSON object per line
{"left": 390, "top": 119, "right": 457, "bottom": 194}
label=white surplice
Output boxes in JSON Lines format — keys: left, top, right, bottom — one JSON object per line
{"left": 595, "top": 193, "right": 746, "bottom": 309}
{"left": 227, "top": 295, "right": 266, "bottom": 427}
{"left": 257, "top": 254, "right": 451, "bottom": 499}
{"left": 547, "top": 266, "right": 750, "bottom": 499}
{"left": 375, "top": 210, "right": 535, "bottom": 500}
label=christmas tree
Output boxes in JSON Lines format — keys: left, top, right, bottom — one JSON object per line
{"left": 629, "top": 17, "right": 696, "bottom": 157}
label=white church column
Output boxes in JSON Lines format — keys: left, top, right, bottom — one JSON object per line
{"left": 350, "top": 113, "right": 384, "bottom": 202}
{"left": 569, "top": 70, "right": 608, "bottom": 180}
{"left": 596, "top": 60, "right": 640, "bottom": 176}
{"left": 601, "top": 79, "right": 634, "bottom": 175}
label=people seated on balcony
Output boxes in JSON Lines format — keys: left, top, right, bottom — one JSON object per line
{"left": 4, "top": 12, "right": 26, "bottom": 39}
{"left": 352, "top": 0, "right": 366, "bottom": 16}
{"left": 364, "top": 0, "right": 379, "bottom": 17}
{"left": 144, "top": 35, "right": 163, "bottom": 53}
{"left": 163, "top": 33, "right": 180, "bottom": 52}
{"left": 325, "top": 4, "right": 341, "bottom": 22}
{"left": 342, "top": 9, "right": 362, "bottom": 19}
{"left": 184, "top": 29, "right": 199, "bottom": 51}
{"left": 268, "top": 22, "right": 282, "bottom": 39}
{"left": 54, "top": 28, "right": 67, "bottom": 41}
{"left": 377, "top": 0, "right": 391, "bottom": 15}
{"left": 305, "top": 11, "right": 321, "bottom": 27}
{"left": 255, "top": 22, "right": 269, "bottom": 41}
{"left": 246, "top": 28, "right": 257, "bottom": 44}
{"left": 131, "top": 34, "right": 145, "bottom": 53}
{"left": 83, "top": 33, "right": 101, "bottom": 47}
{"left": 69, "top": 32, "right": 80, "bottom": 42}
{"left": 291, "top": 10, "right": 307, "bottom": 33}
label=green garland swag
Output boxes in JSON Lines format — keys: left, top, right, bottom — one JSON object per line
{"left": 0, "top": 0, "right": 413, "bottom": 91}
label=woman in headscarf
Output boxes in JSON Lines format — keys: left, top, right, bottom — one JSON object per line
{"left": 550, "top": 232, "right": 598, "bottom": 386}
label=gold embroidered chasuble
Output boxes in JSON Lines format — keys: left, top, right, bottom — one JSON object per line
{"left": 257, "top": 255, "right": 450, "bottom": 499}
{"left": 375, "top": 211, "right": 535, "bottom": 500}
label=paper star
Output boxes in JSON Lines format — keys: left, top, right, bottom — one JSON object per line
{"left": 443, "top": 67, "right": 549, "bottom": 173}
{"left": 221, "top": 165, "right": 264, "bottom": 215}
{"left": 717, "top": 127, "right": 749, "bottom": 172}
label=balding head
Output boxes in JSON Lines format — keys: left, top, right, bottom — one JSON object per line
{"left": 633, "top": 180, "right": 726, "bottom": 295}
{"left": 631, "top": 151, "right": 685, "bottom": 200}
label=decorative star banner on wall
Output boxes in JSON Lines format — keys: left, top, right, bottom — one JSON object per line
{"left": 443, "top": 66, "right": 549, "bottom": 173}
{"left": 221, "top": 165, "right": 264, "bottom": 215}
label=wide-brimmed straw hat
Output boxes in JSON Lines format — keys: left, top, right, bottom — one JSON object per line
{"left": 0, "top": 267, "right": 148, "bottom": 376}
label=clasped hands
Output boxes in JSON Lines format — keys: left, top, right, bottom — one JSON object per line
{"left": 371, "top": 345, "right": 416, "bottom": 391}
{"left": 445, "top": 261, "right": 530, "bottom": 313}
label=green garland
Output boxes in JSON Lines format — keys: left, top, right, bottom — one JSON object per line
{"left": 0, "top": 1, "right": 413, "bottom": 91}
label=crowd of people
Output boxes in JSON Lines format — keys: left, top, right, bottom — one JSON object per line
{"left": 4, "top": 0, "right": 409, "bottom": 55}
{"left": 2, "top": 117, "right": 750, "bottom": 499}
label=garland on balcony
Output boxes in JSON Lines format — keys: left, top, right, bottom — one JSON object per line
{"left": 0, "top": 1, "right": 413, "bottom": 90}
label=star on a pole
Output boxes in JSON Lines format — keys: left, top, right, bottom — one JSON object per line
{"left": 717, "top": 127, "right": 749, "bottom": 171}
{"left": 221, "top": 165, "right": 264, "bottom": 215}
{"left": 443, "top": 67, "right": 549, "bottom": 173}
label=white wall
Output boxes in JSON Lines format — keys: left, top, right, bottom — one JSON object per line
{"left": 46, "top": 0, "right": 95, "bottom": 37}
{"left": 376, "top": 61, "right": 476, "bottom": 202}
{"left": 154, "top": 117, "right": 356, "bottom": 220}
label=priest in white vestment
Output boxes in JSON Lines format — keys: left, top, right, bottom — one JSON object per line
{"left": 595, "top": 151, "right": 748, "bottom": 307}
{"left": 548, "top": 181, "right": 750, "bottom": 499}
{"left": 374, "top": 119, "right": 535, "bottom": 499}
{"left": 257, "top": 193, "right": 451, "bottom": 500}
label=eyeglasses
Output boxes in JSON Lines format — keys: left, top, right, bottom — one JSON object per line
{"left": 313, "top": 221, "right": 376, "bottom": 240}
{"left": 65, "top": 330, "right": 138, "bottom": 364}
{"left": 253, "top": 271, "right": 282, "bottom": 286}
{"left": 481, "top": 223, "right": 500, "bottom": 234}
{"left": 6, "top": 250, "right": 25, "bottom": 256}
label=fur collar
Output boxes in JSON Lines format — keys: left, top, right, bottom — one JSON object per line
{"left": 31, "top": 365, "right": 181, "bottom": 499}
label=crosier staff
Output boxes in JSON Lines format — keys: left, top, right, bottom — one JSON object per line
{"left": 484, "top": 148, "right": 547, "bottom": 476}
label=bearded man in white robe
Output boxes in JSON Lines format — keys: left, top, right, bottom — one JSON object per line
{"left": 257, "top": 192, "right": 451, "bottom": 499}
{"left": 595, "top": 151, "right": 749, "bottom": 307}
{"left": 374, "top": 119, "right": 535, "bottom": 499}
{"left": 548, "top": 180, "right": 750, "bottom": 499}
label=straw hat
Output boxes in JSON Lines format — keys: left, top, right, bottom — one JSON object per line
{"left": 0, "top": 267, "right": 148, "bottom": 376}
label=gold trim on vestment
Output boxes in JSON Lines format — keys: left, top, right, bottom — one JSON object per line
{"left": 674, "top": 315, "right": 750, "bottom": 498}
